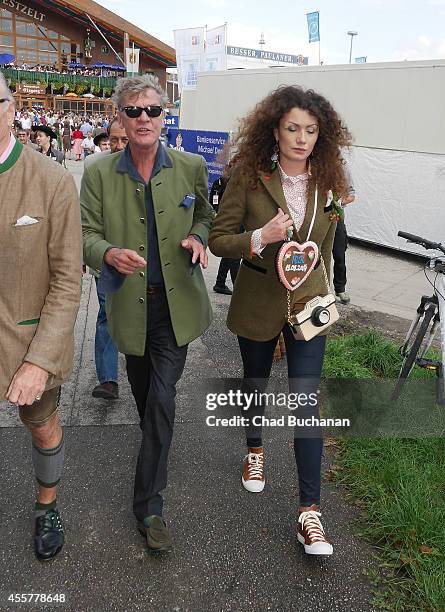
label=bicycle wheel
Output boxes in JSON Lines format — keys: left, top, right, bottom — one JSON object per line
{"left": 391, "top": 304, "right": 437, "bottom": 401}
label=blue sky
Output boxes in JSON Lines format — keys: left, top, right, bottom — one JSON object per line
{"left": 101, "top": 0, "right": 445, "bottom": 65}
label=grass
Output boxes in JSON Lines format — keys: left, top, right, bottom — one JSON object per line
{"left": 323, "top": 330, "right": 445, "bottom": 611}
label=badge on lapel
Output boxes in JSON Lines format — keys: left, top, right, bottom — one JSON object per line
{"left": 180, "top": 194, "right": 196, "bottom": 209}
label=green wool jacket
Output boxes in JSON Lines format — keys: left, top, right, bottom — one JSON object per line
{"left": 209, "top": 166, "right": 337, "bottom": 342}
{"left": 80, "top": 146, "right": 214, "bottom": 354}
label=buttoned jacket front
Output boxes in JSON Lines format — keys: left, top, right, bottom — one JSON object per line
{"left": 209, "top": 166, "right": 337, "bottom": 341}
{"left": 81, "top": 146, "right": 214, "bottom": 354}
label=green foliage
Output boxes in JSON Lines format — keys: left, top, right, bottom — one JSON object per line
{"left": 324, "top": 330, "right": 437, "bottom": 379}
{"left": 326, "top": 331, "right": 444, "bottom": 610}
{"left": 74, "top": 83, "right": 88, "bottom": 95}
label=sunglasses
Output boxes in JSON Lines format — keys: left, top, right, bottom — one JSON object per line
{"left": 122, "top": 105, "right": 163, "bottom": 118}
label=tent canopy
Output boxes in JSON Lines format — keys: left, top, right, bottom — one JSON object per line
{"left": 0, "top": 54, "right": 15, "bottom": 65}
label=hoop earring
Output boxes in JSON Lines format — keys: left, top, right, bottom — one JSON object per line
{"left": 270, "top": 142, "right": 279, "bottom": 170}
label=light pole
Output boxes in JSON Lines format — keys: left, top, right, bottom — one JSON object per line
{"left": 347, "top": 30, "right": 358, "bottom": 64}
{"left": 259, "top": 32, "right": 265, "bottom": 63}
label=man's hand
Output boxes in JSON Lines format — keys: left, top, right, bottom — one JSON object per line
{"left": 6, "top": 362, "right": 49, "bottom": 406}
{"left": 181, "top": 235, "right": 208, "bottom": 269}
{"left": 104, "top": 248, "right": 146, "bottom": 275}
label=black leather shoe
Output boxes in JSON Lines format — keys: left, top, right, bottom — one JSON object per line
{"left": 137, "top": 515, "right": 172, "bottom": 552}
{"left": 92, "top": 381, "right": 119, "bottom": 400}
{"left": 213, "top": 284, "right": 232, "bottom": 295}
{"left": 34, "top": 509, "right": 65, "bottom": 561}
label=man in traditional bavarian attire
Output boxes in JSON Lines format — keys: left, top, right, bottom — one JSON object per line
{"left": 0, "top": 72, "right": 81, "bottom": 561}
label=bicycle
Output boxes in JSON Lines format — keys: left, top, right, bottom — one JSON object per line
{"left": 391, "top": 231, "right": 445, "bottom": 404}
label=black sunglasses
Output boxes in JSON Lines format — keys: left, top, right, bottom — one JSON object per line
{"left": 122, "top": 105, "right": 163, "bottom": 118}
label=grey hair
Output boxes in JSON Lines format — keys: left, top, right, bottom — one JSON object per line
{"left": 0, "top": 71, "right": 13, "bottom": 100}
{"left": 112, "top": 74, "right": 168, "bottom": 109}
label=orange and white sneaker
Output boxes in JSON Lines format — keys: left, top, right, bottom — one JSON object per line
{"left": 242, "top": 447, "right": 265, "bottom": 493}
{"left": 297, "top": 504, "right": 333, "bottom": 555}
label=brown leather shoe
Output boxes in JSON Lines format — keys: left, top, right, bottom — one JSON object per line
{"left": 242, "top": 447, "right": 265, "bottom": 492}
{"left": 91, "top": 381, "right": 119, "bottom": 400}
{"left": 297, "top": 504, "right": 333, "bottom": 555}
{"left": 137, "top": 515, "right": 172, "bottom": 552}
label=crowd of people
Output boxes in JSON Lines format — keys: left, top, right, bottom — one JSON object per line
{"left": 2, "top": 70, "right": 358, "bottom": 565}
{"left": 3, "top": 62, "right": 122, "bottom": 78}
{"left": 13, "top": 108, "right": 114, "bottom": 161}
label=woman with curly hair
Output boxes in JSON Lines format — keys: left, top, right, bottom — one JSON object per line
{"left": 209, "top": 85, "right": 352, "bottom": 556}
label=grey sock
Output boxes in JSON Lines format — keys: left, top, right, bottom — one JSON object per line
{"left": 32, "top": 432, "right": 65, "bottom": 489}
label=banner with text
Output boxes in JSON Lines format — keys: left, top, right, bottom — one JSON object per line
{"left": 227, "top": 46, "right": 308, "bottom": 65}
{"left": 174, "top": 27, "right": 206, "bottom": 91}
{"left": 205, "top": 24, "right": 227, "bottom": 72}
{"left": 166, "top": 128, "right": 229, "bottom": 190}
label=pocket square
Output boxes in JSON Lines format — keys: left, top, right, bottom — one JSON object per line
{"left": 180, "top": 194, "right": 196, "bottom": 209}
{"left": 14, "top": 215, "right": 39, "bottom": 226}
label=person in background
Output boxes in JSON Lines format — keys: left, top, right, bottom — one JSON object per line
{"left": 93, "top": 133, "right": 110, "bottom": 153}
{"left": 61, "top": 119, "right": 72, "bottom": 160}
{"left": 71, "top": 125, "right": 84, "bottom": 161}
{"left": 332, "top": 162, "right": 355, "bottom": 304}
{"left": 210, "top": 175, "right": 240, "bottom": 295}
{"left": 80, "top": 119, "right": 92, "bottom": 137}
{"left": 81, "top": 131, "right": 95, "bottom": 158}
{"left": 32, "top": 125, "right": 64, "bottom": 164}
{"left": 85, "top": 119, "right": 129, "bottom": 401}
{"left": 16, "top": 128, "right": 38, "bottom": 150}
{"left": 209, "top": 85, "right": 352, "bottom": 557}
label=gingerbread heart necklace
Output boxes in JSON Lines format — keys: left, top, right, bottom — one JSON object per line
{"left": 276, "top": 188, "right": 319, "bottom": 291}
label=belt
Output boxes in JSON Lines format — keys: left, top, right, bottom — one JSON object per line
{"left": 146, "top": 285, "right": 164, "bottom": 296}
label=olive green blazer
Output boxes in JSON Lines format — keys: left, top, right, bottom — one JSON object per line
{"left": 208, "top": 166, "right": 337, "bottom": 341}
{"left": 81, "top": 147, "right": 214, "bottom": 354}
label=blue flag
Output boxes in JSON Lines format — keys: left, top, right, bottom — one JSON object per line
{"left": 307, "top": 11, "right": 320, "bottom": 43}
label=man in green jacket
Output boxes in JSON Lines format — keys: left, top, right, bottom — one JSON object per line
{"left": 81, "top": 75, "right": 213, "bottom": 552}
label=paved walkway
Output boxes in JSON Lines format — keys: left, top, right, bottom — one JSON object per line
{"left": 1, "top": 157, "right": 429, "bottom": 611}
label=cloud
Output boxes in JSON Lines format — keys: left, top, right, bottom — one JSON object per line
{"left": 201, "top": 0, "right": 228, "bottom": 7}
{"left": 389, "top": 36, "right": 445, "bottom": 61}
{"left": 418, "top": 36, "right": 432, "bottom": 47}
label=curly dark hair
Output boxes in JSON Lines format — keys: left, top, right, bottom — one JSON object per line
{"left": 227, "top": 85, "right": 353, "bottom": 195}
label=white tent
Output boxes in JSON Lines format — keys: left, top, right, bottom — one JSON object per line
{"left": 180, "top": 59, "right": 445, "bottom": 255}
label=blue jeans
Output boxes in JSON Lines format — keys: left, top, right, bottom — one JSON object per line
{"left": 238, "top": 328, "right": 326, "bottom": 506}
{"left": 95, "top": 278, "right": 118, "bottom": 384}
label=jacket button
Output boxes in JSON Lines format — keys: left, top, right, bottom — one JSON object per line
{"left": 139, "top": 271, "right": 145, "bottom": 278}
{"left": 139, "top": 297, "right": 145, "bottom": 303}
{"left": 139, "top": 245, "right": 145, "bottom": 251}
{"left": 136, "top": 188, "right": 142, "bottom": 194}
{"left": 139, "top": 217, "right": 145, "bottom": 223}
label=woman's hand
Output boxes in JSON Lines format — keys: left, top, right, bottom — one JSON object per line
{"left": 261, "top": 210, "right": 294, "bottom": 245}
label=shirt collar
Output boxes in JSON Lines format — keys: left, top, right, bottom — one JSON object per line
{"left": 278, "top": 161, "right": 310, "bottom": 183}
{"left": 0, "top": 133, "right": 16, "bottom": 164}
{"left": 116, "top": 142, "right": 172, "bottom": 183}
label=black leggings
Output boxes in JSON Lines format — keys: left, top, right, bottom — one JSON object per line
{"left": 237, "top": 327, "right": 326, "bottom": 506}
